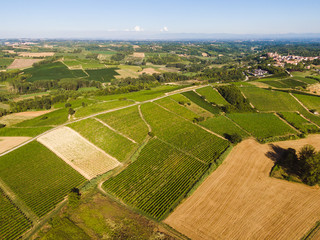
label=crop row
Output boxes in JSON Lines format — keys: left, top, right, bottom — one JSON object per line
{"left": 97, "top": 105, "right": 149, "bottom": 143}
{"left": 227, "top": 113, "right": 297, "bottom": 139}
{"left": 278, "top": 112, "right": 319, "bottom": 134}
{"left": 196, "top": 86, "right": 229, "bottom": 105}
{"left": 0, "top": 187, "right": 32, "bottom": 240}
{"left": 0, "top": 141, "right": 86, "bottom": 217}
{"left": 182, "top": 91, "right": 220, "bottom": 114}
{"left": 103, "top": 138, "right": 208, "bottom": 220}
{"left": 141, "top": 102, "right": 229, "bottom": 163}
{"left": 155, "top": 97, "right": 199, "bottom": 121}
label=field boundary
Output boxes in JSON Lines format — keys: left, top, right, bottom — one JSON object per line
{"left": 93, "top": 117, "right": 137, "bottom": 144}
{"left": 274, "top": 112, "right": 302, "bottom": 134}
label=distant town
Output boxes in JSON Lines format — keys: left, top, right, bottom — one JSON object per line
{"left": 268, "top": 52, "right": 320, "bottom": 68}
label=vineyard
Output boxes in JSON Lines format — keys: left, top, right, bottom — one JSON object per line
{"left": 200, "top": 115, "right": 249, "bottom": 138}
{"left": 227, "top": 113, "right": 297, "bottom": 140}
{"left": 141, "top": 102, "right": 229, "bottom": 163}
{"left": 69, "top": 118, "right": 138, "bottom": 162}
{"left": 182, "top": 91, "right": 220, "bottom": 114}
{"left": 85, "top": 68, "right": 119, "bottom": 82}
{"left": 74, "top": 99, "right": 134, "bottom": 118}
{"left": 97, "top": 105, "right": 148, "bottom": 143}
{"left": 0, "top": 141, "right": 86, "bottom": 217}
{"left": 155, "top": 97, "right": 199, "bottom": 121}
{"left": 103, "top": 138, "right": 208, "bottom": 220}
{"left": 0, "top": 188, "right": 32, "bottom": 240}
{"left": 240, "top": 86, "right": 300, "bottom": 111}
{"left": 278, "top": 112, "right": 319, "bottom": 133}
{"left": 293, "top": 94, "right": 320, "bottom": 112}
{"left": 196, "top": 86, "right": 229, "bottom": 105}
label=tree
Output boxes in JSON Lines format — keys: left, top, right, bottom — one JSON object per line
{"left": 299, "top": 145, "right": 320, "bottom": 185}
{"left": 65, "top": 103, "right": 71, "bottom": 108}
{"left": 68, "top": 187, "right": 81, "bottom": 208}
{"left": 68, "top": 108, "right": 75, "bottom": 115}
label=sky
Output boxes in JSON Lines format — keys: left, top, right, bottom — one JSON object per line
{"left": 1, "top": 0, "right": 320, "bottom": 38}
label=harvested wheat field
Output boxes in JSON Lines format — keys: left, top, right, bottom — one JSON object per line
{"left": 37, "top": 127, "right": 120, "bottom": 180}
{"left": 7, "top": 59, "right": 43, "bottom": 69}
{"left": 0, "top": 110, "right": 53, "bottom": 126}
{"left": 140, "top": 68, "right": 159, "bottom": 75}
{"left": 0, "top": 137, "right": 31, "bottom": 154}
{"left": 132, "top": 52, "right": 145, "bottom": 58}
{"left": 165, "top": 135, "right": 320, "bottom": 240}
{"left": 18, "top": 52, "right": 55, "bottom": 57}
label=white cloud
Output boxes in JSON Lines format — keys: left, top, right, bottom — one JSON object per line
{"left": 160, "top": 26, "right": 169, "bottom": 32}
{"left": 134, "top": 26, "right": 143, "bottom": 32}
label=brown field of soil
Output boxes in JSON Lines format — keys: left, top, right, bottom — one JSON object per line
{"left": 0, "top": 110, "right": 53, "bottom": 126}
{"left": 140, "top": 67, "right": 159, "bottom": 75}
{"left": 165, "top": 135, "right": 320, "bottom": 240}
{"left": 0, "top": 137, "right": 31, "bottom": 153}
{"left": 37, "top": 127, "right": 121, "bottom": 180}
{"left": 132, "top": 52, "right": 145, "bottom": 58}
{"left": 7, "top": 59, "right": 43, "bottom": 69}
{"left": 18, "top": 52, "right": 55, "bottom": 57}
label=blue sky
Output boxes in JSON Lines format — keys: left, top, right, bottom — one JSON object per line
{"left": 1, "top": 0, "right": 320, "bottom": 37}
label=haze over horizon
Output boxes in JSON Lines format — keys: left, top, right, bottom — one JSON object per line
{"left": 1, "top": 0, "right": 320, "bottom": 39}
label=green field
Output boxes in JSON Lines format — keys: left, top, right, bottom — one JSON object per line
{"left": 69, "top": 118, "right": 138, "bottom": 162}
{"left": 260, "top": 80, "right": 288, "bottom": 88}
{"left": 74, "top": 99, "right": 134, "bottom": 118}
{"left": 182, "top": 91, "right": 220, "bottom": 114}
{"left": 240, "top": 87, "right": 300, "bottom": 111}
{"left": 196, "top": 86, "right": 229, "bottom": 105}
{"left": 0, "top": 127, "right": 52, "bottom": 137}
{"left": 227, "top": 113, "right": 297, "bottom": 140}
{"left": 24, "top": 62, "right": 87, "bottom": 82}
{"left": 103, "top": 138, "right": 208, "bottom": 220}
{"left": 97, "top": 105, "right": 148, "bottom": 143}
{"left": 64, "top": 59, "right": 106, "bottom": 69}
{"left": 92, "top": 85, "right": 184, "bottom": 102}
{"left": 293, "top": 94, "right": 320, "bottom": 112}
{"left": 0, "top": 141, "right": 86, "bottom": 217}
{"left": 200, "top": 115, "right": 249, "bottom": 138}
{"left": 16, "top": 109, "right": 69, "bottom": 127}
{"left": 85, "top": 68, "right": 119, "bottom": 82}
{"left": 0, "top": 58, "right": 14, "bottom": 69}
{"left": 141, "top": 102, "right": 229, "bottom": 163}
{"left": 155, "top": 97, "right": 199, "bottom": 121}
{"left": 278, "top": 112, "right": 319, "bottom": 133}
{"left": 0, "top": 188, "right": 32, "bottom": 240}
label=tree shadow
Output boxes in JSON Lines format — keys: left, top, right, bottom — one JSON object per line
{"left": 265, "top": 144, "right": 302, "bottom": 177}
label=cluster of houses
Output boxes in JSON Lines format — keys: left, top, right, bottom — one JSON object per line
{"left": 267, "top": 52, "right": 319, "bottom": 67}
{"left": 249, "top": 69, "right": 269, "bottom": 77}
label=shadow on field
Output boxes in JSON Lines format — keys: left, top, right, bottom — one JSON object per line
{"left": 266, "top": 144, "right": 301, "bottom": 178}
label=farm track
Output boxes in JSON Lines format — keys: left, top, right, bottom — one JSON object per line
{"left": 165, "top": 136, "right": 320, "bottom": 240}
{"left": 0, "top": 85, "right": 206, "bottom": 158}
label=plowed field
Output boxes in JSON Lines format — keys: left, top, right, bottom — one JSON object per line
{"left": 165, "top": 135, "right": 320, "bottom": 240}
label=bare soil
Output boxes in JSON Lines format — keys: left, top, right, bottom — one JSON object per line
{"left": 0, "top": 137, "right": 31, "bottom": 153}
{"left": 139, "top": 68, "right": 159, "bottom": 75}
{"left": 18, "top": 52, "right": 55, "bottom": 57}
{"left": 7, "top": 59, "right": 43, "bottom": 69}
{"left": 0, "top": 110, "right": 53, "bottom": 126}
{"left": 37, "top": 127, "right": 121, "bottom": 180}
{"left": 132, "top": 52, "right": 145, "bottom": 58}
{"left": 165, "top": 135, "right": 320, "bottom": 240}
